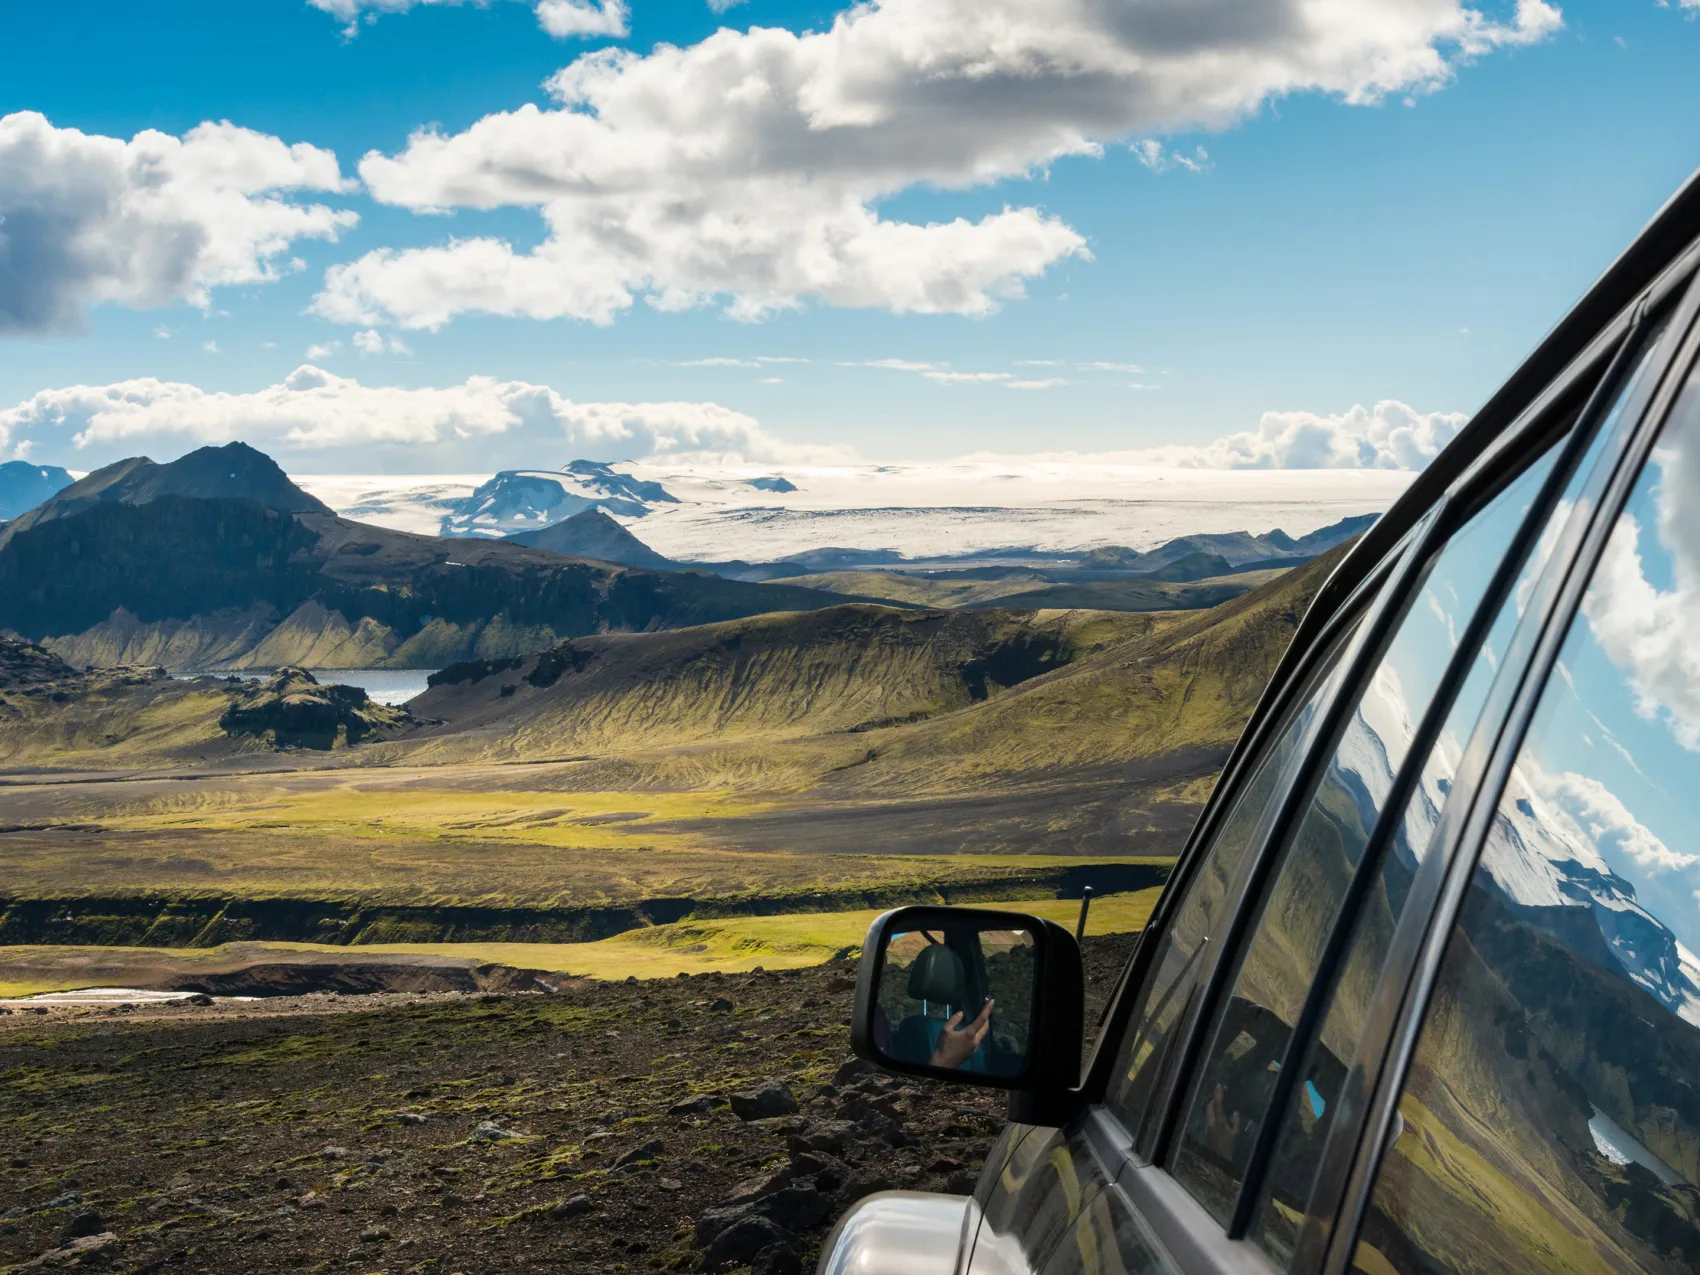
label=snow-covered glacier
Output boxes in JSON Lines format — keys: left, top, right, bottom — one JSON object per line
{"left": 293, "top": 459, "right": 1411, "bottom": 562}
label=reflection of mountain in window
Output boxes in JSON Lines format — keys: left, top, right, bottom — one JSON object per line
{"left": 1355, "top": 359, "right": 1700, "bottom": 1275}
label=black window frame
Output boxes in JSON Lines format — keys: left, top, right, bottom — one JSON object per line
{"left": 1076, "top": 168, "right": 1700, "bottom": 1275}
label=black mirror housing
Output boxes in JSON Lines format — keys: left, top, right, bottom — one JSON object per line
{"left": 849, "top": 906, "right": 1083, "bottom": 1122}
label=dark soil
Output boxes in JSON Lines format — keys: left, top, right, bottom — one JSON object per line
{"left": 0, "top": 935, "right": 1137, "bottom": 1275}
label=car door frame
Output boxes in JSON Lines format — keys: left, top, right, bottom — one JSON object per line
{"left": 1068, "top": 168, "right": 1700, "bottom": 1275}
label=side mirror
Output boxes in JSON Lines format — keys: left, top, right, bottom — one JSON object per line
{"left": 849, "top": 906, "right": 1083, "bottom": 1122}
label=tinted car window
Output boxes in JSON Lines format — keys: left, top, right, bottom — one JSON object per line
{"left": 1355, "top": 357, "right": 1700, "bottom": 1273}
{"left": 1105, "top": 621, "right": 1361, "bottom": 1140}
{"left": 1250, "top": 324, "right": 1671, "bottom": 1266}
{"left": 1168, "top": 445, "right": 1564, "bottom": 1225}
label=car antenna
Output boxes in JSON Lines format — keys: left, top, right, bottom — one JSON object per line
{"left": 1075, "top": 886, "right": 1094, "bottom": 942}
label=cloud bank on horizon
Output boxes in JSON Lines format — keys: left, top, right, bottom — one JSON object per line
{"left": 0, "top": 0, "right": 1561, "bottom": 337}
{"left": 0, "top": 366, "right": 1465, "bottom": 472}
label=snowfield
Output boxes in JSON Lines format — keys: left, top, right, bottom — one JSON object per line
{"left": 293, "top": 461, "right": 1413, "bottom": 562}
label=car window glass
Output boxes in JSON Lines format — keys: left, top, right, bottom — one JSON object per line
{"left": 1355, "top": 356, "right": 1700, "bottom": 1274}
{"left": 1251, "top": 323, "right": 1669, "bottom": 1266}
{"left": 1104, "top": 620, "right": 1361, "bottom": 1140}
{"left": 1168, "top": 446, "right": 1565, "bottom": 1225}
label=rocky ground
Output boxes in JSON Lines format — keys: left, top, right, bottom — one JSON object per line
{"left": 0, "top": 935, "right": 1136, "bottom": 1275}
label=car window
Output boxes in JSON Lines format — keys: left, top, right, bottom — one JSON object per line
{"left": 1353, "top": 355, "right": 1700, "bottom": 1273}
{"left": 1167, "top": 444, "right": 1566, "bottom": 1226}
{"left": 1249, "top": 321, "right": 1671, "bottom": 1266}
{"left": 1103, "top": 619, "right": 1362, "bottom": 1142}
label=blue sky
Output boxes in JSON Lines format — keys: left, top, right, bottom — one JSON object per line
{"left": 3, "top": 0, "right": 1699, "bottom": 473}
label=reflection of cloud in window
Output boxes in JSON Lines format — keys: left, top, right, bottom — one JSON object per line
{"left": 1526, "top": 757, "right": 1696, "bottom": 873}
{"left": 1424, "top": 589, "right": 1459, "bottom": 650}
{"left": 1583, "top": 510, "right": 1700, "bottom": 749}
{"left": 1518, "top": 498, "right": 1573, "bottom": 615}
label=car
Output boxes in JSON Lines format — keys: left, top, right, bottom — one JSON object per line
{"left": 815, "top": 163, "right": 1700, "bottom": 1275}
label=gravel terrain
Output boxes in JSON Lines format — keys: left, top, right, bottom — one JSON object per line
{"left": 0, "top": 935, "right": 1136, "bottom": 1275}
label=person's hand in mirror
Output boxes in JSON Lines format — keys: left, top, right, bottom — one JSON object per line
{"left": 930, "top": 998, "right": 993, "bottom": 1069}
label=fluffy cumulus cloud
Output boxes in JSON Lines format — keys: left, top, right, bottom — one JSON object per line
{"left": 306, "top": 0, "right": 627, "bottom": 39}
{"left": 1168, "top": 400, "right": 1468, "bottom": 469}
{"left": 0, "top": 367, "right": 807, "bottom": 462}
{"left": 0, "top": 112, "right": 356, "bottom": 337}
{"left": 313, "top": 0, "right": 1562, "bottom": 329}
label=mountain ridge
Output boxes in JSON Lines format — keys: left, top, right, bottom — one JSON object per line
{"left": 0, "top": 444, "right": 883, "bottom": 670}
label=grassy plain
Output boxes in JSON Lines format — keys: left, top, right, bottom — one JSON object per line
{"left": 0, "top": 888, "right": 1161, "bottom": 996}
{"left": 1, "top": 554, "right": 1334, "bottom": 981}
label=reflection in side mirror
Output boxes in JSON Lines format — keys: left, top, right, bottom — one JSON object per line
{"left": 876, "top": 923, "right": 1036, "bottom": 1079}
{"left": 850, "top": 906, "right": 1084, "bottom": 1113}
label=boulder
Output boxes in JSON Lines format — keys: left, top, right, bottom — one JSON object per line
{"left": 702, "top": 1216, "right": 796, "bottom": 1271}
{"left": 731, "top": 1079, "right": 798, "bottom": 1122}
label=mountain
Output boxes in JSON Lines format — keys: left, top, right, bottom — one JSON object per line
{"left": 0, "top": 443, "right": 326, "bottom": 549}
{"left": 1080, "top": 514, "right": 1378, "bottom": 574}
{"left": 0, "top": 461, "right": 75, "bottom": 522}
{"left": 440, "top": 460, "right": 679, "bottom": 537}
{"left": 505, "top": 509, "right": 676, "bottom": 569}
{"left": 0, "top": 444, "right": 878, "bottom": 671}
{"left": 747, "top": 476, "right": 798, "bottom": 493}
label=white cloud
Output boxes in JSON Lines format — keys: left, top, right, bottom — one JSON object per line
{"left": 1164, "top": 400, "right": 1468, "bottom": 469}
{"left": 352, "top": 328, "right": 412, "bottom": 356}
{"left": 866, "top": 359, "right": 1067, "bottom": 387}
{"left": 311, "top": 0, "right": 1560, "bottom": 330}
{"left": 306, "top": 0, "right": 627, "bottom": 40}
{"left": 534, "top": 0, "right": 627, "bottom": 37}
{"left": 0, "top": 367, "right": 823, "bottom": 462}
{"left": 0, "top": 112, "right": 355, "bottom": 336}
{"left": 707, "top": 0, "right": 747, "bottom": 12}
{"left": 202, "top": 340, "right": 222, "bottom": 355}
{"left": 305, "top": 341, "right": 342, "bottom": 359}
{"left": 681, "top": 357, "right": 759, "bottom": 367}
{"left": 1082, "top": 361, "right": 1144, "bottom": 373}
{"left": 1132, "top": 140, "right": 1211, "bottom": 173}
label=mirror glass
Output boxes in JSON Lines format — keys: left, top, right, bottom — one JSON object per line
{"left": 872, "top": 920, "right": 1036, "bottom": 1078}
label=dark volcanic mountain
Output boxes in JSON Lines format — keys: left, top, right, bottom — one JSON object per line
{"left": 0, "top": 461, "right": 75, "bottom": 522}
{"left": 505, "top": 508, "right": 676, "bottom": 569}
{"left": 0, "top": 443, "right": 873, "bottom": 671}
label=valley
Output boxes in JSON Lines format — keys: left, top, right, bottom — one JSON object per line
{"left": 0, "top": 441, "right": 1349, "bottom": 1007}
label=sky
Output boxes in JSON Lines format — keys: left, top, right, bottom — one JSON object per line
{"left": 2, "top": 0, "right": 1699, "bottom": 475}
